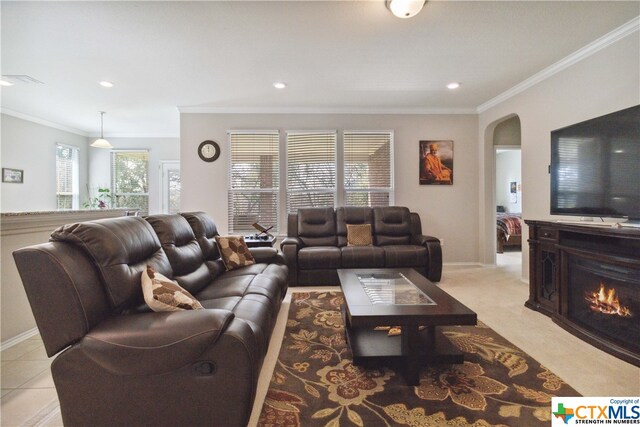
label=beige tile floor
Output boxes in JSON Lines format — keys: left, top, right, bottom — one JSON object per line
{"left": 2, "top": 253, "right": 639, "bottom": 426}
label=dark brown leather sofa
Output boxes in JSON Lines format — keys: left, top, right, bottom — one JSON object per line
{"left": 281, "top": 206, "right": 442, "bottom": 286}
{"left": 12, "top": 212, "right": 287, "bottom": 427}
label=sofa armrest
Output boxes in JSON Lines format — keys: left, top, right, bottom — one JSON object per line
{"left": 280, "top": 237, "right": 301, "bottom": 286}
{"left": 249, "top": 247, "right": 281, "bottom": 263}
{"left": 281, "top": 236, "right": 302, "bottom": 247}
{"left": 412, "top": 234, "right": 443, "bottom": 283}
{"left": 81, "top": 309, "right": 234, "bottom": 375}
{"left": 412, "top": 234, "right": 439, "bottom": 246}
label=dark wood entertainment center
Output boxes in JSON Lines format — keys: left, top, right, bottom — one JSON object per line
{"left": 525, "top": 220, "right": 640, "bottom": 366}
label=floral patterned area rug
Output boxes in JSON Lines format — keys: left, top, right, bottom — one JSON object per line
{"left": 258, "top": 291, "right": 580, "bottom": 427}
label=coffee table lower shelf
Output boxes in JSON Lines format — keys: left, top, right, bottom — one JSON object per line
{"left": 341, "top": 305, "right": 465, "bottom": 385}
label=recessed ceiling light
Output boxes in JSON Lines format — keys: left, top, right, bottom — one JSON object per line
{"left": 273, "top": 82, "right": 287, "bottom": 89}
{"left": 447, "top": 82, "right": 461, "bottom": 90}
{"left": 0, "top": 80, "right": 14, "bottom": 87}
{"left": 99, "top": 81, "right": 114, "bottom": 88}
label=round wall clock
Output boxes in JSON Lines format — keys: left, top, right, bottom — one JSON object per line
{"left": 198, "top": 140, "right": 221, "bottom": 162}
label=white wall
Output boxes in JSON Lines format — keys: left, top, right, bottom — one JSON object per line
{"left": 88, "top": 137, "right": 180, "bottom": 214}
{"left": 181, "top": 113, "right": 480, "bottom": 264}
{"left": 496, "top": 150, "right": 522, "bottom": 213}
{"left": 0, "top": 114, "right": 89, "bottom": 212}
{"left": 479, "top": 32, "right": 640, "bottom": 276}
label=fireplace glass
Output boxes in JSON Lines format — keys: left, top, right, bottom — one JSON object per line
{"left": 567, "top": 257, "right": 640, "bottom": 355}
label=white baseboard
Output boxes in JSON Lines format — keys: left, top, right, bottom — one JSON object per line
{"left": 0, "top": 327, "right": 39, "bottom": 352}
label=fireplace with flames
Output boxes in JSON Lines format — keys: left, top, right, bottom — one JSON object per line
{"left": 565, "top": 257, "right": 640, "bottom": 358}
{"left": 585, "top": 282, "right": 632, "bottom": 318}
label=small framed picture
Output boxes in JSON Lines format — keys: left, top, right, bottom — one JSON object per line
{"left": 2, "top": 168, "right": 24, "bottom": 183}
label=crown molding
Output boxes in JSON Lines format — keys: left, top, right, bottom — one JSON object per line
{"left": 1, "top": 108, "right": 89, "bottom": 136}
{"left": 87, "top": 133, "right": 180, "bottom": 138}
{"left": 177, "top": 106, "right": 477, "bottom": 115}
{"left": 477, "top": 16, "right": 640, "bottom": 113}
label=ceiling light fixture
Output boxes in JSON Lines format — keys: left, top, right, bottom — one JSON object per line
{"left": 0, "top": 79, "right": 14, "bottom": 87}
{"left": 99, "top": 81, "right": 114, "bottom": 88}
{"left": 447, "top": 82, "right": 461, "bottom": 89}
{"left": 273, "top": 82, "right": 287, "bottom": 89}
{"left": 386, "top": 0, "right": 426, "bottom": 18}
{"left": 91, "top": 111, "right": 113, "bottom": 148}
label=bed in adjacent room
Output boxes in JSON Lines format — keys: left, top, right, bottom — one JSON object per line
{"left": 497, "top": 212, "right": 522, "bottom": 253}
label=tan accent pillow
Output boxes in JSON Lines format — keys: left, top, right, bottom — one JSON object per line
{"left": 214, "top": 236, "right": 256, "bottom": 271}
{"left": 141, "top": 266, "right": 204, "bottom": 312}
{"left": 347, "top": 224, "right": 373, "bottom": 246}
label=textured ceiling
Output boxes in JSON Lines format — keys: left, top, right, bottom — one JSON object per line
{"left": 1, "top": 1, "right": 638, "bottom": 136}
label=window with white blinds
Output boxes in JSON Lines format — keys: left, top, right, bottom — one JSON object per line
{"left": 228, "top": 132, "right": 279, "bottom": 233}
{"left": 56, "top": 144, "right": 79, "bottom": 209}
{"left": 111, "top": 150, "right": 149, "bottom": 215}
{"left": 286, "top": 131, "right": 337, "bottom": 213}
{"left": 344, "top": 131, "right": 393, "bottom": 207}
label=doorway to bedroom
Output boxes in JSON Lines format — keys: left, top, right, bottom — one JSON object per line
{"left": 493, "top": 116, "right": 522, "bottom": 267}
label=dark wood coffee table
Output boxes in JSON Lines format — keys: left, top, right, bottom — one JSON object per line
{"left": 338, "top": 268, "right": 477, "bottom": 385}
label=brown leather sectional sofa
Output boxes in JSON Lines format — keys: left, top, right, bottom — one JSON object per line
{"left": 13, "top": 212, "right": 287, "bottom": 427}
{"left": 281, "top": 206, "right": 442, "bottom": 286}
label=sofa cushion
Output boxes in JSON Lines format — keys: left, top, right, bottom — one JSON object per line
{"left": 196, "top": 272, "right": 281, "bottom": 304}
{"left": 382, "top": 245, "right": 428, "bottom": 268}
{"left": 50, "top": 216, "right": 172, "bottom": 310}
{"left": 222, "top": 262, "right": 289, "bottom": 286}
{"left": 347, "top": 224, "right": 373, "bottom": 246}
{"left": 336, "top": 206, "right": 374, "bottom": 246}
{"left": 181, "top": 212, "right": 221, "bottom": 262}
{"left": 373, "top": 207, "right": 412, "bottom": 245}
{"left": 298, "top": 208, "right": 337, "bottom": 247}
{"left": 341, "top": 246, "right": 385, "bottom": 268}
{"left": 215, "top": 236, "right": 256, "bottom": 270}
{"left": 145, "top": 215, "right": 203, "bottom": 276}
{"left": 141, "top": 266, "right": 204, "bottom": 312}
{"left": 145, "top": 214, "right": 210, "bottom": 295}
{"left": 298, "top": 246, "right": 341, "bottom": 269}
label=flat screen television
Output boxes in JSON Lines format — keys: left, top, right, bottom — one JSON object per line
{"left": 550, "top": 104, "right": 640, "bottom": 224}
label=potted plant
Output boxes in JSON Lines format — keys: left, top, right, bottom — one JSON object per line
{"left": 83, "top": 187, "right": 114, "bottom": 209}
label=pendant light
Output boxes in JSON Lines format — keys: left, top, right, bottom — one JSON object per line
{"left": 91, "top": 111, "right": 113, "bottom": 148}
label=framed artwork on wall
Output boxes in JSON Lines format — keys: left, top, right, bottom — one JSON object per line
{"left": 419, "top": 140, "right": 453, "bottom": 185}
{"left": 510, "top": 181, "right": 518, "bottom": 203}
{"left": 2, "top": 168, "right": 23, "bottom": 183}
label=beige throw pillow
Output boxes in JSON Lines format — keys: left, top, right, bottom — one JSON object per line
{"left": 141, "top": 266, "right": 204, "bottom": 312}
{"left": 347, "top": 224, "right": 373, "bottom": 246}
{"left": 215, "top": 236, "right": 256, "bottom": 271}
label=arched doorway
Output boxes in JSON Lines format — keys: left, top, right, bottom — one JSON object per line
{"left": 481, "top": 114, "right": 522, "bottom": 266}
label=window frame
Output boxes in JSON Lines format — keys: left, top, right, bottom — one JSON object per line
{"left": 343, "top": 130, "right": 395, "bottom": 207}
{"left": 110, "top": 149, "right": 150, "bottom": 215}
{"left": 227, "top": 130, "right": 280, "bottom": 234}
{"left": 55, "top": 143, "right": 80, "bottom": 210}
{"left": 285, "top": 130, "right": 338, "bottom": 214}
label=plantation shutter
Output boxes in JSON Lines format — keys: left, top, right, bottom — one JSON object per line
{"left": 286, "top": 131, "right": 337, "bottom": 213}
{"left": 111, "top": 150, "right": 149, "bottom": 215}
{"left": 344, "top": 131, "right": 393, "bottom": 207}
{"left": 56, "top": 144, "right": 79, "bottom": 209}
{"left": 228, "top": 131, "right": 279, "bottom": 233}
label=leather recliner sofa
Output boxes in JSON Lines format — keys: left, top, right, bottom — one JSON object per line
{"left": 12, "top": 212, "right": 287, "bottom": 427}
{"left": 281, "top": 206, "right": 442, "bottom": 286}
